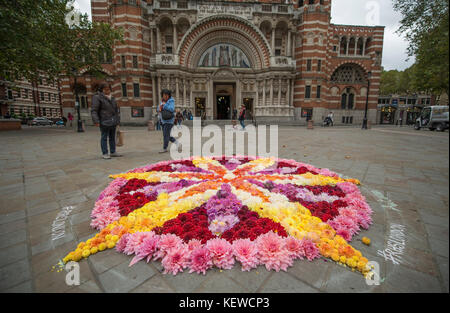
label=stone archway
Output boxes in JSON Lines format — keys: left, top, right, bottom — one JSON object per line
{"left": 178, "top": 15, "right": 271, "bottom": 69}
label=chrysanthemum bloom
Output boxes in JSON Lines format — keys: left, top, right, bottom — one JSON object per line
{"left": 206, "top": 238, "right": 235, "bottom": 269}
{"left": 189, "top": 246, "right": 213, "bottom": 275}
{"left": 232, "top": 238, "right": 259, "bottom": 271}
{"left": 154, "top": 233, "right": 183, "bottom": 260}
{"left": 115, "top": 233, "right": 130, "bottom": 253}
{"left": 284, "top": 236, "right": 304, "bottom": 260}
{"left": 298, "top": 239, "right": 320, "bottom": 261}
{"left": 161, "top": 244, "right": 189, "bottom": 275}
{"left": 124, "top": 232, "right": 152, "bottom": 255}
{"left": 256, "top": 231, "right": 292, "bottom": 272}
{"left": 129, "top": 232, "right": 160, "bottom": 266}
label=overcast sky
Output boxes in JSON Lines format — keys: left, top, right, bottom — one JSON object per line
{"left": 73, "top": 0, "right": 414, "bottom": 71}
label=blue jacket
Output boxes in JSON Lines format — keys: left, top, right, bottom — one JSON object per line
{"left": 159, "top": 97, "right": 175, "bottom": 124}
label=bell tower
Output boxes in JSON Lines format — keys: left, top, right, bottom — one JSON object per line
{"left": 293, "top": 0, "right": 332, "bottom": 120}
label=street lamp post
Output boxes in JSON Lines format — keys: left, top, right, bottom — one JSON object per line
{"left": 362, "top": 71, "right": 372, "bottom": 129}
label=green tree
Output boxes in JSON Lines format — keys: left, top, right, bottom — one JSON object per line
{"left": 393, "top": 0, "right": 449, "bottom": 97}
{"left": 0, "top": 0, "right": 123, "bottom": 83}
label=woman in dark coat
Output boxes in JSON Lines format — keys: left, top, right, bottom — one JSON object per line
{"left": 91, "top": 83, "right": 121, "bottom": 159}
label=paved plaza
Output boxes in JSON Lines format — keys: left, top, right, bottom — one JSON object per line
{"left": 0, "top": 125, "right": 448, "bottom": 293}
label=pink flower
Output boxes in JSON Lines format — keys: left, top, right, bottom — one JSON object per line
{"left": 189, "top": 246, "right": 213, "bottom": 275}
{"left": 90, "top": 209, "right": 120, "bottom": 230}
{"left": 161, "top": 244, "right": 189, "bottom": 275}
{"left": 154, "top": 233, "right": 183, "bottom": 260}
{"left": 284, "top": 236, "right": 304, "bottom": 260}
{"left": 206, "top": 238, "right": 235, "bottom": 270}
{"left": 115, "top": 233, "right": 130, "bottom": 253}
{"left": 232, "top": 238, "right": 259, "bottom": 271}
{"left": 256, "top": 231, "right": 292, "bottom": 272}
{"left": 129, "top": 232, "right": 160, "bottom": 266}
{"left": 187, "top": 239, "right": 203, "bottom": 251}
{"left": 298, "top": 239, "right": 320, "bottom": 261}
{"left": 124, "top": 232, "right": 151, "bottom": 255}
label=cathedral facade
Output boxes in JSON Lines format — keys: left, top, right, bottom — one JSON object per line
{"left": 61, "top": 0, "right": 384, "bottom": 125}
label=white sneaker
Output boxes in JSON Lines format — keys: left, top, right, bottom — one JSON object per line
{"left": 159, "top": 149, "right": 168, "bottom": 153}
{"left": 102, "top": 154, "right": 111, "bottom": 159}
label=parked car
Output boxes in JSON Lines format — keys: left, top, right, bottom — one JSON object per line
{"left": 415, "top": 106, "right": 449, "bottom": 132}
{"left": 31, "top": 117, "right": 54, "bottom": 126}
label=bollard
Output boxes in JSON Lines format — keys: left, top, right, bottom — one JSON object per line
{"left": 307, "top": 120, "right": 314, "bottom": 129}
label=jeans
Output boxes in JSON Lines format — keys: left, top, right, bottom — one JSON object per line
{"left": 100, "top": 125, "right": 116, "bottom": 155}
{"left": 239, "top": 119, "right": 245, "bottom": 129}
{"left": 162, "top": 123, "right": 176, "bottom": 150}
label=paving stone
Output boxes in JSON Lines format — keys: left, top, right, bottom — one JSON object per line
{"left": 0, "top": 259, "right": 32, "bottom": 291}
{"left": 224, "top": 265, "right": 272, "bottom": 292}
{"left": 0, "top": 210, "right": 25, "bottom": 225}
{"left": 0, "top": 229, "right": 27, "bottom": 249}
{"left": 0, "top": 243, "right": 28, "bottom": 267}
{"left": 288, "top": 258, "right": 330, "bottom": 289}
{"left": 98, "top": 260, "right": 156, "bottom": 293}
{"left": 195, "top": 272, "right": 249, "bottom": 292}
{"left": 163, "top": 268, "right": 212, "bottom": 293}
{"left": 2, "top": 280, "right": 33, "bottom": 293}
{"left": 258, "top": 271, "right": 318, "bottom": 293}
{"left": 131, "top": 275, "right": 175, "bottom": 293}
{"left": 383, "top": 263, "right": 443, "bottom": 293}
{"left": 435, "top": 255, "right": 449, "bottom": 293}
{"left": 428, "top": 237, "right": 449, "bottom": 258}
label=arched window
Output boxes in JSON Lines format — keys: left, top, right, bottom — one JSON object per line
{"left": 331, "top": 64, "right": 367, "bottom": 84}
{"left": 341, "top": 87, "right": 355, "bottom": 110}
{"left": 341, "top": 93, "right": 347, "bottom": 109}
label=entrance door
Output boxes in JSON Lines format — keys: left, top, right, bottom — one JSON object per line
{"left": 216, "top": 95, "right": 231, "bottom": 120}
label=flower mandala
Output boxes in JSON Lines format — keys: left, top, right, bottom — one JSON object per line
{"left": 63, "top": 156, "right": 373, "bottom": 276}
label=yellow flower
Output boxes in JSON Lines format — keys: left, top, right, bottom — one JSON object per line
{"left": 90, "top": 247, "right": 98, "bottom": 254}
{"left": 362, "top": 237, "right": 371, "bottom": 245}
{"left": 82, "top": 249, "right": 90, "bottom": 258}
{"left": 339, "top": 256, "right": 347, "bottom": 264}
{"left": 98, "top": 243, "right": 107, "bottom": 251}
{"left": 106, "top": 241, "right": 115, "bottom": 249}
{"left": 331, "top": 253, "right": 340, "bottom": 262}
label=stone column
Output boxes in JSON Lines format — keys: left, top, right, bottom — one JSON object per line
{"left": 354, "top": 37, "right": 358, "bottom": 56}
{"left": 150, "top": 28, "right": 155, "bottom": 54}
{"left": 271, "top": 28, "right": 275, "bottom": 54}
{"left": 173, "top": 24, "right": 178, "bottom": 53}
{"left": 346, "top": 38, "right": 350, "bottom": 56}
{"left": 338, "top": 36, "right": 341, "bottom": 56}
{"left": 287, "top": 78, "right": 291, "bottom": 107}
{"left": 270, "top": 78, "right": 274, "bottom": 108}
{"left": 262, "top": 79, "right": 266, "bottom": 107}
{"left": 362, "top": 38, "right": 367, "bottom": 56}
{"left": 287, "top": 30, "right": 292, "bottom": 57}
{"left": 156, "top": 27, "right": 161, "bottom": 53}
{"left": 278, "top": 78, "right": 282, "bottom": 106}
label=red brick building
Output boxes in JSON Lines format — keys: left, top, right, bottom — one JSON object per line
{"left": 61, "top": 0, "right": 384, "bottom": 125}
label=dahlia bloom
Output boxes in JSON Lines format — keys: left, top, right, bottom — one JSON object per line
{"left": 284, "top": 236, "right": 304, "bottom": 260}
{"left": 124, "top": 232, "right": 153, "bottom": 255}
{"left": 154, "top": 233, "right": 183, "bottom": 260}
{"left": 232, "top": 238, "right": 259, "bottom": 271}
{"left": 129, "top": 232, "right": 160, "bottom": 266}
{"left": 298, "top": 239, "right": 321, "bottom": 261}
{"left": 189, "top": 246, "right": 213, "bottom": 275}
{"left": 161, "top": 244, "right": 189, "bottom": 275}
{"left": 206, "top": 238, "right": 235, "bottom": 270}
{"left": 115, "top": 233, "right": 130, "bottom": 253}
{"left": 256, "top": 231, "right": 292, "bottom": 272}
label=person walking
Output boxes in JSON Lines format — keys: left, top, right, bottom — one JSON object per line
{"left": 91, "top": 83, "right": 122, "bottom": 159}
{"left": 68, "top": 112, "right": 73, "bottom": 127}
{"left": 175, "top": 108, "right": 184, "bottom": 129}
{"left": 238, "top": 105, "right": 246, "bottom": 130}
{"left": 158, "top": 89, "right": 181, "bottom": 153}
{"left": 327, "top": 111, "right": 334, "bottom": 126}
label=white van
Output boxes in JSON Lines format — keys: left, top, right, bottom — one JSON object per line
{"left": 415, "top": 106, "right": 449, "bottom": 132}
